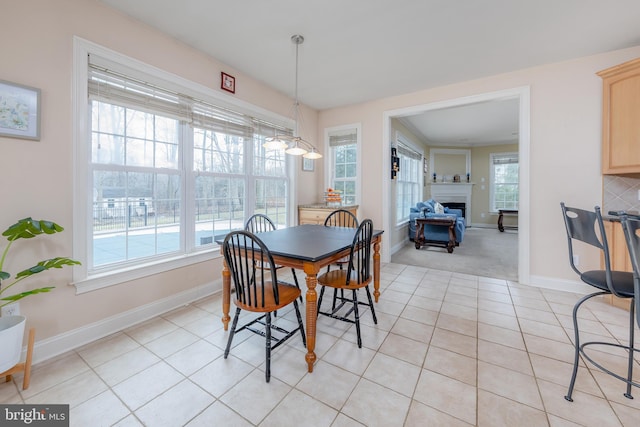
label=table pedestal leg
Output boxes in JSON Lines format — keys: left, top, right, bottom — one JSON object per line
{"left": 373, "top": 239, "right": 381, "bottom": 302}
{"left": 221, "top": 260, "right": 231, "bottom": 330}
{"left": 303, "top": 268, "right": 318, "bottom": 372}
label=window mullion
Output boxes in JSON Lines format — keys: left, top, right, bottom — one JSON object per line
{"left": 182, "top": 121, "right": 194, "bottom": 252}
{"left": 245, "top": 134, "right": 254, "bottom": 220}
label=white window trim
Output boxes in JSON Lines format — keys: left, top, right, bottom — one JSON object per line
{"left": 324, "top": 123, "right": 362, "bottom": 207}
{"left": 489, "top": 151, "right": 519, "bottom": 213}
{"left": 395, "top": 131, "right": 423, "bottom": 226}
{"left": 72, "top": 37, "right": 295, "bottom": 293}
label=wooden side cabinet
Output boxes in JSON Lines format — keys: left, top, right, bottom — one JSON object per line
{"left": 298, "top": 205, "right": 358, "bottom": 225}
{"left": 602, "top": 221, "right": 632, "bottom": 310}
{"left": 598, "top": 57, "right": 640, "bottom": 174}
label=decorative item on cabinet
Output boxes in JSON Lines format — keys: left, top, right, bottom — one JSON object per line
{"left": 324, "top": 188, "right": 342, "bottom": 207}
{"left": 466, "top": 173, "right": 470, "bottom": 183}
{"left": 391, "top": 147, "right": 400, "bottom": 179}
{"left": 432, "top": 172, "right": 437, "bottom": 183}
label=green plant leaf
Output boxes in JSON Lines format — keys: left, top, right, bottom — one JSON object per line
{"left": 1, "top": 287, "right": 55, "bottom": 302}
{"left": 0, "top": 271, "right": 9, "bottom": 280}
{"left": 2, "top": 218, "right": 64, "bottom": 242}
{"left": 15, "top": 257, "right": 81, "bottom": 279}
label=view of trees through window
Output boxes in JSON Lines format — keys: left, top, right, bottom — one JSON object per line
{"left": 491, "top": 152, "right": 519, "bottom": 211}
{"left": 90, "top": 100, "right": 288, "bottom": 270}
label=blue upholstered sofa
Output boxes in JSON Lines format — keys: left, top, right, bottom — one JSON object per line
{"left": 408, "top": 199, "right": 466, "bottom": 245}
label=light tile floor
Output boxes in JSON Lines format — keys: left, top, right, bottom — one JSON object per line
{"left": 2, "top": 263, "right": 640, "bottom": 426}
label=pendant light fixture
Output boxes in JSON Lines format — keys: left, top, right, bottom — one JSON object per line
{"left": 264, "top": 35, "right": 322, "bottom": 160}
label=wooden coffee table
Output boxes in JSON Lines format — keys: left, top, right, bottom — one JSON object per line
{"left": 414, "top": 217, "right": 457, "bottom": 253}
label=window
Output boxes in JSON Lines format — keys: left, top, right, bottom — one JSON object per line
{"left": 490, "top": 152, "right": 519, "bottom": 211}
{"left": 395, "top": 138, "right": 423, "bottom": 224}
{"left": 74, "top": 41, "right": 292, "bottom": 288}
{"left": 327, "top": 127, "right": 360, "bottom": 205}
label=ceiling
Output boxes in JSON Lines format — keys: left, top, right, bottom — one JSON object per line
{"left": 99, "top": 0, "right": 640, "bottom": 145}
{"left": 398, "top": 98, "right": 520, "bottom": 147}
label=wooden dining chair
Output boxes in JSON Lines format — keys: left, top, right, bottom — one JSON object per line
{"left": 560, "top": 203, "right": 637, "bottom": 401}
{"left": 222, "top": 230, "right": 306, "bottom": 382}
{"left": 317, "top": 219, "right": 377, "bottom": 348}
{"left": 324, "top": 209, "right": 359, "bottom": 310}
{"left": 324, "top": 209, "right": 358, "bottom": 228}
{"left": 245, "top": 213, "right": 302, "bottom": 301}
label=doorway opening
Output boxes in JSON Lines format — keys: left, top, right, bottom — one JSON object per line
{"left": 382, "top": 86, "right": 530, "bottom": 284}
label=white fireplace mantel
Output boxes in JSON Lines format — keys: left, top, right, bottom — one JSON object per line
{"left": 429, "top": 183, "right": 474, "bottom": 224}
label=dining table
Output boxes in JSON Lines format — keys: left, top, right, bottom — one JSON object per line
{"left": 216, "top": 224, "right": 384, "bottom": 373}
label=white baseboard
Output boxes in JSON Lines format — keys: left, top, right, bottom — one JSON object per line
{"left": 468, "top": 223, "right": 498, "bottom": 229}
{"left": 528, "top": 275, "right": 592, "bottom": 294}
{"left": 390, "top": 239, "right": 408, "bottom": 256}
{"left": 26, "top": 279, "right": 222, "bottom": 365}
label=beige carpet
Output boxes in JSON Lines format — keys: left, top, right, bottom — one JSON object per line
{"left": 391, "top": 227, "right": 518, "bottom": 281}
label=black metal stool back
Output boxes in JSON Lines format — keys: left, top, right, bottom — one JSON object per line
{"left": 561, "top": 204, "right": 615, "bottom": 292}
{"left": 560, "top": 203, "right": 637, "bottom": 401}
{"left": 619, "top": 214, "right": 640, "bottom": 329}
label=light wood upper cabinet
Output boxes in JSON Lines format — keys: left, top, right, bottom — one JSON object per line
{"left": 598, "top": 57, "right": 640, "bottom": 174}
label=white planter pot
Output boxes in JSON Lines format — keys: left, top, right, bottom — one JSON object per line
{"left": 0, "top": 315, "right": 26, "bottom": 373}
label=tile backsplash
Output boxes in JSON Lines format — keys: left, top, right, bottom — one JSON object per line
{"left": 603, "top": 175, "right": 640, "bottom": 213}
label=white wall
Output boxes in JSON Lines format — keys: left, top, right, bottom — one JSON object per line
{"left": 317, "top": 45, "right": 640, "bottom": 289}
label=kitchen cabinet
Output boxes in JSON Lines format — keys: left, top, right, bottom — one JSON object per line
{"left": 598, "top": 57, "right": 640, "bottom": 174}
{"left": 602, "top": 220, "right": 632, "bottom": 310}
{"left": 298, "top": 205, "right": 358, "bottom": 225}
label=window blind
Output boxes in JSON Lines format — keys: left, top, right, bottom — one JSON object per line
{"left": 397, "top": 142, "right": 422, "bottom": 160}
{"left": 492, "top": 153, "right": 519, "bottom": 165}
{"left": 329, "top": 132, "right": 357, "bottom": 147}
{"left": 88, "top": 62, "right": 288, "bottom": 139}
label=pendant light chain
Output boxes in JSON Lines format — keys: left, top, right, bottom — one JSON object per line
{"left": 292, "top": 34, "right": 303, "bottom": 138}
{"left": 263, "top": 34, "right": 322, "bottom": 159}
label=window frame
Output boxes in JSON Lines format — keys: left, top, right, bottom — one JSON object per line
{"left": 324, "top": 124, "right": 361, "bottom": 207}
{"left": 72, "top": 37, "right": 295, "bottom": 293}
{"left": 394, "top": 132, "right": 423, "bottom": 225}
{"left": 489, "top": 151, "right": 519, "bottom": 213}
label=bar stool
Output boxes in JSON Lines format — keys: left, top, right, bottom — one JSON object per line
{"left": 560, "top": 203, "right": 638, "bottom": 401}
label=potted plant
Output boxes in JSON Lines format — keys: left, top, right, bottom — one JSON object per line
{"left": 0, "top": 218, "right": 80, "bottom": 373}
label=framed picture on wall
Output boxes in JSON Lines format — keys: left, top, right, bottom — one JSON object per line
{"left": 0, "top": 80, "right": 41, "bottom": 140}
{"left": 302, "top": 157, "right": 314, "bottom": 172}
{"left": 221, "top": 72, "right": 235, "bottom": 93}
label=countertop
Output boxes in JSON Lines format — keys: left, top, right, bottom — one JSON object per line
{"left": 605, "top": 210, "right": 640, "bottom": 221}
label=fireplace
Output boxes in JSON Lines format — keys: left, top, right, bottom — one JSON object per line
{"left": 442, "top": 202, "right": 466, "bottom": 220}
{"left": 429, "top": 183, "right": 474, "bottom": 225}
